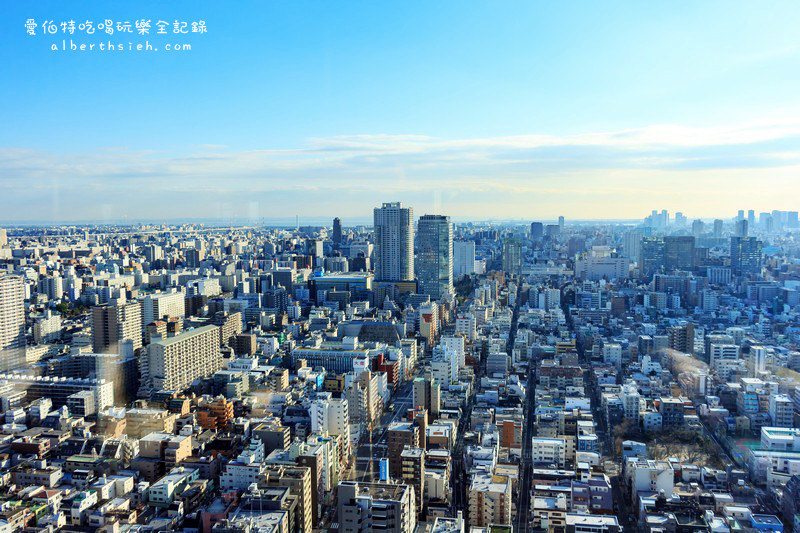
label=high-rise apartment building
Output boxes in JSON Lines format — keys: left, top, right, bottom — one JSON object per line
{"left": 142, "top": 290, "right": 186, "bottom": 327}
{"left": 768, "top": 393, "right": 794, "bottom": 428}
{"left": 400, "top": 447, "right": 425, "bottom": 514}
{"left": 387, "top": 422, "right": 420, "bottom": 478}
{"left": 502, "top": 239, "right": 522, "bottom": 276}
{"left": 91, "top": 301, "right": 143, "bottom": 354}
{"left": 416, "top": 215, "right": 453, "bottom": 301}
{"left": 147, "top": 325, "right": 222, "bottom": 392}
{"left": 373, "top": 202, "right": 414, "bottom": 282}
{"left": 668, "top": 323, "right": 695, "bottom": 355}
{"left": 413, "top": 375, "right": 440, "bottom": 420}
{"left": 0, "top": 275, "right": 25, "bottom": 372}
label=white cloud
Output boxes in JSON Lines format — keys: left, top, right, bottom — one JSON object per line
{"left": 1, "top": 118, "right": 799, "bottom": 221}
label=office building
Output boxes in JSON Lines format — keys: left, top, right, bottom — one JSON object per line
{"left": 416, "top": 215, "right": 453, "bottom": 301}
{"left": 640, "top": 237, "right": 665, "bottom": 278}
{"left": 374, "top": 202, "right": 414, "bottom": 282}
{"left": 530, "top": 222, "right": 544, "bottom": 241}
{"left": 453, "top": 240, "right": 476, "bottom": 279}
{"left": 668, "top": 323, "right": 695, "bottom": 355}
{"left": 730, "top": 236, "right": 762, "bottom": 274}
{"left": 333, "top": 217, "right": 343, "bottom": 248}
{"left": 664, "top": 236, "right": 695, "bottom": 271}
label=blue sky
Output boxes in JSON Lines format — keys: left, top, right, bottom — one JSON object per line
{"left": 2, "top": 0, "right": 800, "bottom": 222}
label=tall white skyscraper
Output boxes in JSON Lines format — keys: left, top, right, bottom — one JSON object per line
{"left": 373, "top": 202, "right": 414, "bottom": 282}
{"left": 453, "top": 240, "right": 476, "bottom": 278}
{"left": 0, "top": 275, "right": 25, "bottom": 372}
{"left": 416, "top": 214, "right": 454, "bottom": 300}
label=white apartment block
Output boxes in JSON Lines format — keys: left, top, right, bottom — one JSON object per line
{"left": 142, "top": 290, "right": 186, "bottom": 326}
{"left": 627, "top": 460, "right": 674, "bottom": 502}
{"left": 530, "top": 437, "right": 567, "bottom": 468}
{"left": 0, "top": 275, "right": 27, "bottom": 372}
{"left": 769, "top": 394, "right": 795, "bottom": 428}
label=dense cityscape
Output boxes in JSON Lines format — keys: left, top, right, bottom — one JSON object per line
{"left": 0, "top": 204, "right": 798, "bottom": 533}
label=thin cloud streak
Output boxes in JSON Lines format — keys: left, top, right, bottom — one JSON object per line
{"left": 1, "top": 119, "right": 799, "bottom": 221}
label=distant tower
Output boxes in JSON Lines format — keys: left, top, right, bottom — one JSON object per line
{"left": 735, "top": 219, "right": 748, "bottom": 238}
{"left": 416, "top": 215, "right": 454, "bottom": 300}
{"left": 333, "top": 217, "right": 343, "bottom": 249}
{"left": 0, "top": 275, "right": 25, "bottom": 372}
{"left": 713, "top": 219, "right": 723, "bottom": 239}
{"left": 530, "top": 222, "right": 543, "bottom": 241}
{"left": 558, "top": 216, "right": 565, "bottom": 231}
{"left": 373, "top": 202, "right": 414, "bottom": 282}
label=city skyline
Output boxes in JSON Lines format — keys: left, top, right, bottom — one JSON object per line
{"left": 3, "top": 1, "right": 800, "bottom": 530}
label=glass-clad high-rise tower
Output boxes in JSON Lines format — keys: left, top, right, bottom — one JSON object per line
{"left": 416, "top": 214, "right": 454, "bottom": 300}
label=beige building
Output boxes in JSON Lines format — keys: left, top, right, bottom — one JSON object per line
{"left": 261, "top": 464, "right": 313, "bottom": 533}
{"left": 125, "top": 408, "right": 176, "bottom": 439}
{"left": 148, "top": 325, "right": 222, "bottom": 392}
{"left": 468, "top": 469, "right": 512, "bottom": 528}
{"left": 91, "top": 301, "right": 142, "bottom": 354}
